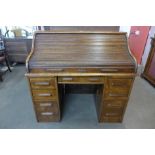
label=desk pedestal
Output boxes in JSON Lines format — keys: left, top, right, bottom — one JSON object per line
{"left": 27, "top": 75, "right": 134, "bottom": 123}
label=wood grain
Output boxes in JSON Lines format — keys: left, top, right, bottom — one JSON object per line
{"left": 27, "top": 32, "right": 136, "bottom": 70}
{"left": 26, "top": 31, "right": 137, "bottom": 123}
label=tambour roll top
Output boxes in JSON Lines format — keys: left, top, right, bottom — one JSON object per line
{"left": 26, "top": 31, "right": 136, "bottom": 72}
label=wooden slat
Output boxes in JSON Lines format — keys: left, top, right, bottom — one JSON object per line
{"left": 27, "top": 32, "right": 136, "bottom": 70}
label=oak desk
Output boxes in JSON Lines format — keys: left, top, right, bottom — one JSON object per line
{"left": 26, "top": 31, "right": 137, "bottom": 123}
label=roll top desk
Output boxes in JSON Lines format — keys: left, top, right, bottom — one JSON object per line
{"left": 26, "top": 31, "right": 137, "bottom": 123}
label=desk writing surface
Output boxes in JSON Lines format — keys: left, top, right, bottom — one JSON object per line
{"left": 28, "top": 32, "right": 135, "bottom": 69}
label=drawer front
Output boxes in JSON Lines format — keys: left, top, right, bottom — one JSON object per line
{"left": 108, "top": 78, "right": 133, "bottom": 89}
{"left": 105, "top": 89, "right": 130, "bottom": 99}
{"left": 32, "top": 89, "right": 57, "bottom": 100}
{"left": 103, "top": 100, "right": 127, "bottom": 108}
{"left": 102, "top": 107, "right": 124, "bottom": 117}
{"left": 29, "top": 77, "right": 56, "bottom": 89}
{"left": 99, "top": 100, "right": 126, "bottom": 122}
{"left": 34, "top": 101, "right": 59, "bottom": 113}
{"left": 31, "top": 67, "right": 134, "bottom": 73}
{"left": 58, "top": 76, "right": 104, "bottom": 84}
{"left": 36, "top": 111, "right": 60, "bottom": 122}
{"left": 104, "top": 77, "right": 133, "bottom": 99}
{"left": 101, "top": 116, "right": 122, "bottom": 122}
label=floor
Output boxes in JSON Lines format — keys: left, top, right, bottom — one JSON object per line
{"left": 0, "top": 65, "right": 155, "bottom": 129}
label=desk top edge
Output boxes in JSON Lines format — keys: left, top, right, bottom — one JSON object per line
{"left": 34, "top": 31, "right": 127, "bottom": 35}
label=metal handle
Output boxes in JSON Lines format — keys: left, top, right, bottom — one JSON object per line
{"left": 46, "top": 68, "right": 64, "bottom": 72}
{"left": 34, "top": 82, "right": 50, "bottom": 86}
{"left": 62, "top": 77, "right": 73, "bottom": 81}
{"left": 41, "top": 112, "right": 53, "bottom": 116}
{"left": 109, "top": 93, "right": 126, "bottom": 97}
{"left": 107, "top": 103, "right": 122, "bottom": 107}
{"left": 40, "top": 103, "right": 52, "bottom": 107}
{"left": 38, "top": 93, "right": 51, "bottom": 97}
{"left": 105, "top": 113, "right": 118, "bottom": 116}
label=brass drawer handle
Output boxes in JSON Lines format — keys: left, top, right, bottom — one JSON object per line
{"left": 88, "top": 77, "right": 99, "bottom": 81}
{"left": 109, "top": 93, "right": 127, "bottom": 97}
{"left": 100, "top": 68, "right": 118, "bottom": 72}
{"left": 37, "top": 93, "right": 52, "bottom": 97}
{"left": 62, "top": 77, "right": 73, "bottom": 81}
{"left": 77, "top": 69, "right": 87, "bottom": 72}
{"left": 40, "top": 103, "right": 52, "bottom": 107}
{"left": 46, "top": 68, "right": 64, "bottom": 72}
{"left": 107, "top": 103, "right": 122, "bottom": 107}
{"left": 105, "top": 113, "right": 118, "bottom": 116}
{"left": 41, "top": 112, "right": 53, "bottom": 116}
{"left": 34, "top": 82, "right": 50, "bottom": 86}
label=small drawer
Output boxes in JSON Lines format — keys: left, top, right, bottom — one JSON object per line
{"left": 32, "top": 89, "right": 57, "bottom": 100}
{"left": 108, "top": 77, "right": 133, "bottom": 89}
{"left": 102, "top": 107, "right": 123, "bottom": 117}
{"left": 101, "top": 116, "right": 122, "bottom": 122}
{"left": 79, "top": 77, "right": 104, "bottom": 83}
{"left": 103, "top": 100, "right": 127, "bottom": 108}
{"left": 58, "top": 76, "right": 104, "bottom": 84}
{"left": 105, "top": 89, "right": 130, "bottom": 99}
{"left": 36, "top": 111, "right": 60, "bottom": 122}
{"left": 34, "top": 101, "right": 59, "bottom": 113}
{"left": 58, "top": 76, "right": 78, "bottom": 83}
{"left": 29, "top": 77, "right": 56, "bottom": 89}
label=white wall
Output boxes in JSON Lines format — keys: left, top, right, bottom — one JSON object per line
{"left": 119, "top": 26, "right": 131, "bottom": 36}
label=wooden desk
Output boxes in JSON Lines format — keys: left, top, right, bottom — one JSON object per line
{"left": 26, "top": 31, "right": 137, "bottom": 123}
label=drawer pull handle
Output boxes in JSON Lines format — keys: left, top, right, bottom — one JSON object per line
{"left": 46, "top": 68, "right": 64, "bottom": 72}
{"left": 38, "top": 93, "right": 51, "bottom": 97}
{"left": 62, "top": 77, "right": 73, "bottom": 81}
{"left": 89, "top": 77, "right": 99, "bottom": 81}
{"left": 41, "top": 112, "right": 53, "bottom": 116}
{"left": 109, "top": 93, "right": 127, "bottom": 97}
{"left": 77, "top": 69, "right": 87, "bottom": 72}
{"left": 100, "top": 69, "right": 118, "bottom": 72}
{"left": 105, "top": 113, "right": 118, "bottom": 116}
{"left": 107, "top": 103, "right": 122, "bottom": 107}
{"left": 40, "top": 103, "right": 52, "bottom": 107}
{"left": 34, "top": 82, "right": 50, "bottom": 86}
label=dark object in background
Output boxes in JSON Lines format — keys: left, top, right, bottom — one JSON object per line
{"left": 0, "top": 35, "right": 12, "bottom": 81}
{"left": 4, "top": 38, "right": 32, "bottom": 63}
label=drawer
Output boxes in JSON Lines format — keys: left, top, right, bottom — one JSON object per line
{"left": 36, "top": 111, "right": 60, "bottom": 122}
{"left": 105, "top": 88, "right": 130, "bottom": 99}
{"left": 108, "top": 77, "right": 133, "bottom": 89}
{"left": 31, "top": 67, "right": 134, "bottom": 73}
{"left": 101, "top": 116, "right": 122, "bottom": 122}
{"left": 29, "top": 77, "right": 56, "bottom": 89}
{"left": 34, "top": 101, "right": 59, "bottom": 113}
{"left": 104, "top": 77, "right": 133, "bottom": 99}
{"left": 58, "top": 76, "right": 104, "bottom": 84}
{"left": 32, "top": 89, "right": 57, "bottom": 100}
{"left": 103, "top": 100, "right": 127, "bottom": 108}
{"left": 102, "top": 107, "right": 124, "bottom": 117}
